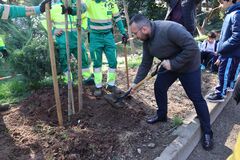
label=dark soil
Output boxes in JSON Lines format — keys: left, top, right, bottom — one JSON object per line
{"left": 0, "top": 69, "right": 217, "bottom": 160}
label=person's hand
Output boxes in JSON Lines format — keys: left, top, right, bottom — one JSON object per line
{"left": 54, "top": 29, "right": 63, "bottom": 37}
{"left": 130, "top": 83, "right": 136, "bottom": 94}
{"left": 39, "top": 0, "right": 52, "bottom": 13}
{"left": 214, "top": 59, "right": 220, "bottom": 66}
{"left": 61, "top": 5, "right": 73, "bottom": 14}
{"left": 162, "top": 59, "right": 171, "bottom": 70}
{"left": 122, "top": 34, "right": 128, "bottom": 45}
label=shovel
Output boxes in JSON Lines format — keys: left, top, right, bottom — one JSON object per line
{"left": 104, "top": 62, "right": 162, "bottom": 107}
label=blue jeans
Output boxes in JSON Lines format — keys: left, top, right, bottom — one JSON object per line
{"left": 154, "top": 68, "right": 212, "bottom": 134}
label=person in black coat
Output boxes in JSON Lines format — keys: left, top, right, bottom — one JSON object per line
{"left": 164, "top": 0, "right": 202, "bottom": 35}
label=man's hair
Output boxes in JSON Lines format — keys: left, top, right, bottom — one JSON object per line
{"left": 129, "top": 14, "right": 151, "bottom": 29}
{"left": 208, "top": 31, "right": 217, "bottom": 39}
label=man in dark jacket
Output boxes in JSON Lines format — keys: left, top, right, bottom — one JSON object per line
{"left": 164, "top": 0, "right": 202, "bottom": 35}
{"left": 206, "top": 0, "right": 240, "bottom": 102}
{"left": 130, "top": 14, "right": 213, "bottom": 151}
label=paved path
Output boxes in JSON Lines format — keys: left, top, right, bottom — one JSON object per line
{"left": 188, "top": 98, "right": 240, "bottom": 160}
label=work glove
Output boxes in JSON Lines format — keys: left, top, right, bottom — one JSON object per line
{"left": 39, "top": 0, "right": 52, "bottom": 13}
{"left": 61, "top": 5, "right": 73, "bottom": 14}
{"left": 233, "top": 77, "right": 240, "bottom": 105}
{"left": 122, "top": 34, "right": 128, "bottom": 45}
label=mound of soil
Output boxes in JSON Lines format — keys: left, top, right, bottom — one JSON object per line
{"left": 0, "top": 69, "right": 217, "bottom": 160}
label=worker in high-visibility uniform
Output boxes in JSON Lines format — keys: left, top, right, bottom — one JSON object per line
{"left": 41, "top": 0, "right": 93, "bottom": 84}
{"left": 0, "top": 0, "right": 51, "bottom": 19}
{"left": 63, "top": 0, "right": 128, "bottom": 96}
{"left": 0, "top": 36, "right": 8, "bottom": 59}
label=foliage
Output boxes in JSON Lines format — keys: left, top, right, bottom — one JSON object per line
{"left": 124, "top": 0, "right": 167, "bottom": 20}
{"left": 0, "top": 76, "right": 30, "bottom": 104}
{"left": 172, "top": 115, "right": 183, "bottom": 127}
{"left": 9, "top": 37, "right": 52, "bottom": 87}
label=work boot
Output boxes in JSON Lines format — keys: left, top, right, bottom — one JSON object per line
{"left": 106, "top": 85, "right": 122, "bottom": 96}
{"left": 0, "top": 104, "right": 10, "bottom": 112}
{"left": 94, "top": 87, "right": 102, "bottom": 97}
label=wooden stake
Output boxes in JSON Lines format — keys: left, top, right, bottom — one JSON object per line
{"left": 63, "top": 0, "right": 75, "bottom": 121}
{"left": 45, "top": 3, "right": 63, "bottom": 126}
{"left": 124, "top": 43, "right": 130, "bottom": 89}
{"left": 122, "top": 0, "right": 136, "bottom": 54}
{"left": 76, "top": 0, "right": 83, "bottom": 112}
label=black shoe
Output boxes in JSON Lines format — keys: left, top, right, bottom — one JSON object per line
{"left": 146, "top": 114, "right": 167, "bottom": 124}
{"left": 202, "top": 133, "right": 213, "bottom": 151}
{"left": 0, "top": 104, "right": 10, "bottom": 112}
{"left": 206, "top": 92, "right": 224, "bottom": 103}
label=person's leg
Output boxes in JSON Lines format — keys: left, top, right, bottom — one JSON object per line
{"left": 179, "top": 69, "right": 213, "bottom": 150}
{"left": 210, "top": 55, "right": 219, "bottom": 73}
{"left": 154, "top": 68, "right": 178, "bottom": 117}
{"left": 89, "top": 32, "right": 104, "bottom": 90}
{"left": 207, "top": 57, "right": 231, "bottom": 102}
{"left": 104, "top": 32, "right": 117, "bottom": 88}
{"left": 228, "top": 57, "right": 240, "bottom": 90}
{"left": 179, "top": 69, "right": 212, "bottom": 134}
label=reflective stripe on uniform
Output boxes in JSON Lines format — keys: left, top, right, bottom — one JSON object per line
{"left": 54, "top": 27, "right": 78, "bottom": 31}
{"left": 82, "top": 68, "right": 91, "bottom": 80}
{"left": 90, "top": 19, "right": 112, "bottom": 23}
{"left": 1, "top": 5, "right": 10, "bottom": 20}
{"left": 94, "top": 68, "right": 102, "bottom": 88}
{"left": 90, "top": 24, "right": 112, "bottom": 30}
{"left": 107, "top": 68, "right": 116, "bottom": 86}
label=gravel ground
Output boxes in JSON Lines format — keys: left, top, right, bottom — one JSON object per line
{"left": 188, "top": 97, "right": 240, "bottom": 160}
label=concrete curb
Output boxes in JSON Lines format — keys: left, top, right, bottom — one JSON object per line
{"left": 154, "top": 94, "right": 232, "bottom": 160}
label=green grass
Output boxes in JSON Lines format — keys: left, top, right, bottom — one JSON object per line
{"left": 0, "top": 76, "right": 30, "bottom": 104}
{"left": 128, "top": 55, "right": 142, "bottom": 69}
{"left": 172, "top": 115, "right": 183, "bottom": 127}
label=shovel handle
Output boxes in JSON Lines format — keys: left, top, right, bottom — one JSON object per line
{"left": 132, "top": 61, "right": 162, "bottom": 91}
{"left": 132, "top": 74, "right": 153, "bottom": 91}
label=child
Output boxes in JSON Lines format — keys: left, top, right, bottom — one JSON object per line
{"left": 200, "top": 31, "right": 218, "bottom": 72}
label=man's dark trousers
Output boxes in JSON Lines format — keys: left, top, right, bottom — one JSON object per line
{"left": 154, "top": 68, "right": 212, "bottom": 134}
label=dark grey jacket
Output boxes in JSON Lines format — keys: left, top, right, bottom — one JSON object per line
{"left": 134, "top": 20, "right": 200, "bottom": 84}
{"left": 164, "top": 0, "right": 202, "bottom": 35}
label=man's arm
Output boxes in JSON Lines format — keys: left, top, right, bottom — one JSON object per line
{"left": 1, "top": 0, "right": 51, "bottom": 20}
{"left": 167, "top": 25, "right": 199, "bottom": 71}
{"left": 112, "top": 2, "right": 126, "bottom": 35}
{"left": 218, "top": 12, "right": 240, "bottom": 55}
{"left": 133, "top": 44, "right": 154, "bottom": 84}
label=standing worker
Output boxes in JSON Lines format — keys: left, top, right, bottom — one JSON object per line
{"left": 0, "top": 0, "right": 51, "bottom": 19}
{"left": 129, "top": 14, "right": 213, "bottom": 150}
{"left": 63, "top": 0, "right": 128, "bottom": 96}
{"left": 164, "top": 0, "right": 202, "bottom": 35}
{"left": 42, "top": 0, "right": 93, "bottom": 84}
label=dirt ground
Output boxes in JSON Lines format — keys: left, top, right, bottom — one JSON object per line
{"left": 0, "top": 69, "right": 217, "bottom": 160}
{"left": 188, "top": 98, "right": 240, "bottom": 160}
